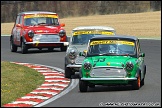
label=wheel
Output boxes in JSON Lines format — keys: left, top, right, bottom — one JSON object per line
{"left": 64, "top": 67, "right": 72, "bottom": 78}
{"left": 10, "top": 38, "right": 17, "bottom": 52}
{"left": 132, "top": 74, "right": 141, "bottom": 90}
{"left": 60, "top": 46, "right": 67, "bottom": 51}
{"left": 141, "top": 65, "right": 146, "bottom": 86}
{"left": 141, "top": 79, "right": 144, "bottom": 86}
{"left": 21, "top": 41, "right": 28, "bottom": 54}
{"left": 79, "top": 79, "right": 88, "bottom": 92}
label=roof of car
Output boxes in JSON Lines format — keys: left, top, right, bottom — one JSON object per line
{"left": 72, "top": 26, "right": 115, "bottom": 31}
{"left": 90, "top": 34, "right": 138, "bottom": 41}
{"left": 18, "top": 11, "right": 57, "bottom": 15}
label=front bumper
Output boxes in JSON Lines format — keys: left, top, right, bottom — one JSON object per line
{"left": 25, "top": 42, "right": 69, "bottom": 47}
{"left": 26, "top": 42, "right": 69, "bottom": 46}
{"left": 81, "top": 77, "right": 137, "bottom": 81}
{"left": 66, "top": 64, "right": 82, "bottom": 68}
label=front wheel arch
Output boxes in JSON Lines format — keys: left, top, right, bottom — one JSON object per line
{"left": 10, "top": 35, "right": 17, "bottom": 52}
{"left": 79, "top": 69, "right": 82, "bottom": 79}
{"left": 132, "top": 69, "right": 141, "bottom": 90}
{"left": 21, "top": 36, "right": 28, "bottom": 54}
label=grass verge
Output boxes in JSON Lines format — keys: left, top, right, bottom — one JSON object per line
{"left": 1, "top": 61, "right": 45, "bottom": 106}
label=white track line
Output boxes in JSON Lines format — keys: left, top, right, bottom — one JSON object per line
{"left": 45, "top": 76, "right": 64, "bottom": 78}
{"left": 11, "top": 101, "right": 39, "bottom": 105}
{"left": 30, "top": 92, "right": 58, "bottom": 95}
{"left": 41, "top": 83, "right": 68, "bottom": 87}
{"left": 37, "top": 87, "right": 64, "bottom": 90}
{"left": 21, "top": 96, "right": 49, "bottom": 100}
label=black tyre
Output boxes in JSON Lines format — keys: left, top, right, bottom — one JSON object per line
{"left": 141, "top": 79, "right": 144, "bottom": 86}
{"left": 10, "top": 38, "right": 17, "bottom": 52}
{"left": 21, "top": 41, "right": 28, "bottom": 54}
{"left": 132, "top": 74, "right": 141, "bottom": 90}
{"left": 60, "top": 46, "right": 67, "bottom": 51}
{"left": 64, "top": 67, "right": 72, "bottom": 78}
{"left": 79, "top": 79, "right": 88, "bottom": 92}
{"left": 141, "top": 65, "right": 146, "bottom": 86}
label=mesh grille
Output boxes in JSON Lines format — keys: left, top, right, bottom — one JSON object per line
{"left": 90, "top": 67, "right": 126, "bottom": 77}
{"left": 33, "top": 34, "right": 60, "bottom": 42}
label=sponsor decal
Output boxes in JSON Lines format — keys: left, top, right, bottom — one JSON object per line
{"left": 36, "top": 30, "right": 43, "bottom": 33}
{"left": 90, "top": 40, "right": 135, "bottom": 46}
{"left": 45, "top": 26, "right": 56, "bottom": 29}
{"left": 36, "top": 30, "right": 49, "bottom": 33}
{"left": 107, "top": 62, "right": 110, "bottom": 66}
{"left": 36, "top": 41, "right": 39, "bottom": 46}
{"left": 72, "top": 30, "right": 114, "bottom": 36}
{"left": 24, "top": 14, "right": 58, "bottom": 19}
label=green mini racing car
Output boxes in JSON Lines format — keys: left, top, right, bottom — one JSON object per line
{"left": 79, "top": 35, "right": 146, "bottom": 92}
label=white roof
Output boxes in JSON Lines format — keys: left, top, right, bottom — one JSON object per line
{"left": 18, "top": 11, "right": 57, "bottom": 15}
{"left": 72, "top": 26, "right": 115, "bottom": 31}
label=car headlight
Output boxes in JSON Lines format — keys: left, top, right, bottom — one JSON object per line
{"left": 28, "top": 30, "right": 34, "bottom": 38}
{"left": 84, "top": 62, "right": 92, "bottom": 70}
{"left": 59, "top": 30, "right": 66, "bottom": 37}
{"left": 68, "top": 49, "right": 77, "bottom": 60}
{"left": 125, "top": 61, "right": 134, "bottom": 71}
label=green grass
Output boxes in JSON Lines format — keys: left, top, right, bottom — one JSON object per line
{"left": 1, "top": 61, "right": 45, "bottom": 106}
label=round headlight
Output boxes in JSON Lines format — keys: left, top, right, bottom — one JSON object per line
{"left": 28, "top": 30, "right": 34, "bottom": 38}
{"left": 84, "top": 62, "right": 92, "bottom": 70}
{"left": 68, "top": 49, "right": 77, "bottom": 59}
{"left": 125, "top": 61, "right": 134, "bottom": 70}
{"left": 59, "top": 30, "right": 66, "bottom": 37}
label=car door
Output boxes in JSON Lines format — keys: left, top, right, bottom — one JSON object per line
{"left": 136, "top": 39, "right": 145, "bottom": 79}
{"left": 13, "top": 15, "right": 23, "bottom": 45}
{"left": 12, "top": 15, "right": 20, "bottom": 45}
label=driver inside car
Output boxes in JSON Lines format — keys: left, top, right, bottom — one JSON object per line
{"left": 99, "top": 44, "right": 110, "bottom": 53}
{"left": 25, "top": 18, "right": 31, "bottom": 26}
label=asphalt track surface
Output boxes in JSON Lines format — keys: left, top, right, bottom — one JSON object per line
{"left": 1, "top": 36, "right": 161, "bottom": 107}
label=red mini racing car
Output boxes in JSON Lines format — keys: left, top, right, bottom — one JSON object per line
{"left": 10, "top": 11, "right": 69, "bottom": 54}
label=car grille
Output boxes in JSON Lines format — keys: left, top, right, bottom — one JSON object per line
{"left": 33, "top": 34, "right": 60, "bottom": 42}
{"left": 90, "top": 67, "right": 126, "bottom": 77}
{"left": 75, "top": 56, "right": 85, "bottom": 64}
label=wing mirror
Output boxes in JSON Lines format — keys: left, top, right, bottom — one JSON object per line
{"left": 79, "top": 50, "right": 87, "bottom": 57}
{"left": 16, "top": 24, "right": 22, "bottom": 27}
{"left": 60, "top": 23, "right": 65, "bottom": 27}
{"left": 139, "top": 53, "right": 145, "bottom": 57}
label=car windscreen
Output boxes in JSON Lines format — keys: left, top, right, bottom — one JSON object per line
{"left": 87, "top": 40, "right": 136, "bottom": 56}
{"left": 71, "top": 34, "right": 99, "bottom": 45}
{"left": 71, "top": 30, "right": 115, "bottom": 45}
{"left": 24, "top": 14, "right": 59, "bottom": 26}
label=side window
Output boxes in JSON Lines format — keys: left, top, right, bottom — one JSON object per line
{"left": 19, "top": 15, "right": 23, "bottom": 25}
{"left": 16, "top": 15, "right": 20, "bottom": 24}
{"left": 53, "top": 18, "right": 59, "bottom": 25}
{"left": 136, "top": 39, "right": 141, "bottom": 55}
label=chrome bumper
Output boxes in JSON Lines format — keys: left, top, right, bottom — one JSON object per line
{"left": 25, "top": 42, "right": 69, "bottom": 46}
{"left": 81, "top": 77, "right": 137, "bottom": 81}
{"left": 66, "top": 64, "right": 82, "bottom": 68}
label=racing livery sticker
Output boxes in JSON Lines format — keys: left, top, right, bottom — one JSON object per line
{"left": 90, "top": 40, "right": 135, "bottom": 46}
{"left": 73, "top": 30, "right": 114, "bottom": 36}
{"left": 24, "top": 15, "right": 58, "bottom": 19}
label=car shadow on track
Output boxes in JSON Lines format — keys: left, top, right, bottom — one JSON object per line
{"left": 88, "top": 85, "right": 133, "bottom": 92}
{"left": 71, "top": 73, "right": 144, "bottom": 92}
{"left": 66, "top": 71, "right": 145, "bottom": 92}
{"left": 16, "top": 48, "right": 64, "bottom": 54}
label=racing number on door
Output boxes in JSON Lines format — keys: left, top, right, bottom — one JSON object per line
{"left": 16, "top": 29, "right": 21, "bottom": 41}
